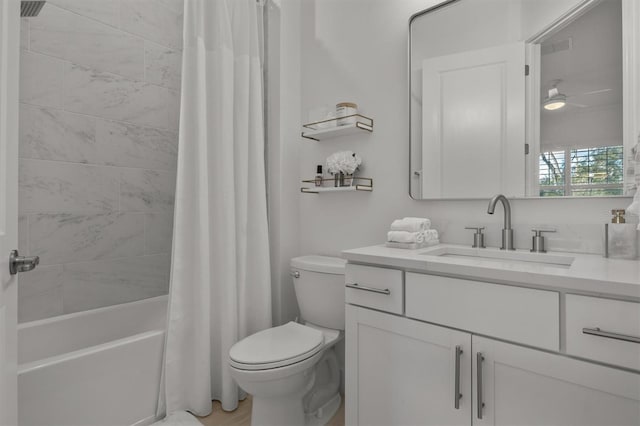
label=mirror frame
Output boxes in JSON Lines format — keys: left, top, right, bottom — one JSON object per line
{"left": 408, "top": 0, "right": 639, "bottom": 201}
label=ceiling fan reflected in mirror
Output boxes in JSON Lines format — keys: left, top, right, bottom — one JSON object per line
{"left": 543, "top": 87, "right": 567, "bottom": 110}
{"left": 542, "top": 79, "right": 613, "bottom": 111}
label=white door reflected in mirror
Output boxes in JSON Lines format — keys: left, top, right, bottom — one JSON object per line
{"left": 421, "top": 42, "right": 525, "bottom": 198}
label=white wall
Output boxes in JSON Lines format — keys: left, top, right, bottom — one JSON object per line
{"left": 542, "top": 104, "right": 623, "bottom": 149}
{"left": 269, "top": 0, "right": 635, "bottom": 324}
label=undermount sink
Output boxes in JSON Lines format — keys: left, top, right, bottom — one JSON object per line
{"left": 419, "top": 246, "right": 575, "bottom": 268}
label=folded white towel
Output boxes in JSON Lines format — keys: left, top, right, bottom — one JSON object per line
{"left": 390, "top": 219, "right": 418, "bottom": 232}
{"left": 404, "top": 217, "right": 431, "bottom": 226}
{"left": 390, "top": 217, "right": 431, "bottom": 232}
{"left": 387, "top": 231, "right": 425, "bottom": 244}
{"left": 424, "top": 229, "right": 439, "bottom": 242}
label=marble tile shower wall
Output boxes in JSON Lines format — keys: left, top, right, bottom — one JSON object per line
{"left": 17, "top": 0, "right": 183, "bottom": 322}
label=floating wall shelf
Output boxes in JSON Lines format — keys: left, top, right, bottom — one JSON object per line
{"left": 301, "top": 177, "right": 373, "bottom": 194}
{"left": 301, "top": 114, "right": 373, "bottom": 141}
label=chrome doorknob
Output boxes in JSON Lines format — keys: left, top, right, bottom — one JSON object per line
{"left": 9, "top": 249, "right": 39, "bottom": 275}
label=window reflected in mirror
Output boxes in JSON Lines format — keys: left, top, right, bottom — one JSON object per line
{"left": 539, "top": 146, "right": 624, "bottom": 196}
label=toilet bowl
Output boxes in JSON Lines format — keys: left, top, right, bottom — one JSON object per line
{"left": 228, "top": 256, "right": 346, "bottom": 426}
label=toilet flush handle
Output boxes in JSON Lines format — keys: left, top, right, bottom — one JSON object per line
{"left": 290, "top": 270, "right": 300, "bottom": 278}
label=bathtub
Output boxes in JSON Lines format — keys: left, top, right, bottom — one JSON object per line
{"left": 17, "top": 296, "right": 168, "bottom": 426}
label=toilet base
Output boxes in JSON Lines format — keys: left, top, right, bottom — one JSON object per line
{"left": 251, "top": 394, "right": 306, "bottom": 426}
{"left": 306, "top": 393, "right": 341, "bottom": 426}
{"left": 241, "top": 349, "right": 341, "bottom": 426}
{"left": 250, "top": 391, "right": 341, "bottom": 426}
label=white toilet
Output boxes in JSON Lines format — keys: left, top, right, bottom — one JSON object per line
{"left": 228, "top": 255, "right": 346, "bottom": 426}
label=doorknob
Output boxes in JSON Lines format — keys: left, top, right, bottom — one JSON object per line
{"left": 9, "top": 250, "right": 39, "bottom": 275}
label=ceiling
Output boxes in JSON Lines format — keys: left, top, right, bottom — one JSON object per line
{"left": 539, "top": 0, "right": 622, "bottom": 113}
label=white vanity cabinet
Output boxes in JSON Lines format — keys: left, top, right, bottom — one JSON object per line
{"left": 565, "top": 294, "right": 640, "bottom": 371}
{"left": 473, "top": 336, "right": 640, "bottom": 426}
{"left": 346, "top": 305, "right": 472, "bottom": 426}
{"left": 344, "top": 261, "right": 640, "bottom": 426}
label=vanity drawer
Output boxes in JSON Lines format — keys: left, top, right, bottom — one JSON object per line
{"left": 405, "top": 273, "right": 560, "bottom": 350}
{"left": 566, "top": 295, "right": 640, "bottom": 371}
{"left": 345, "top": 264, "right": 403, "bottom": 314}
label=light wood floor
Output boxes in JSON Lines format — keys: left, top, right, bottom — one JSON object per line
{"left": 196, "top": 396, "right": 345, "bottom": 426}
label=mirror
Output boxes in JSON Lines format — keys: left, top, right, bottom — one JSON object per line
{"left": 410, "top": 0, "right": 638, "bottom": 199}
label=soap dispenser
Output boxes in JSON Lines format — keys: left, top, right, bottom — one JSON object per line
{"left": 604, "top": 210, "right": 639, "bottom": 259}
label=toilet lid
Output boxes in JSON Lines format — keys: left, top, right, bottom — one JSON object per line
{"left": 229, "top": 322, "right": 324, "bottom": 369}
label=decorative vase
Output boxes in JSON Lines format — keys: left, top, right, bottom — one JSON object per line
{"left": 333, "top": 172, "right": 354, "bottom": 187}
{"left": 338, "top": 172, "right": 346, "bottom": 187}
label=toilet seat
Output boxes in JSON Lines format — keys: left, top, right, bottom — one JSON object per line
{"left": 229, "top": 322, "right": 324, "bottom": 371}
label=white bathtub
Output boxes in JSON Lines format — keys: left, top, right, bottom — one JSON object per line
{"left": 17, "top": 296, "right": 168, "bottom": 426}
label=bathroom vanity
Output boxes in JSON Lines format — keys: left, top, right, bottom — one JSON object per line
{"left": 343, "top": 244, "right": 640, "bottom": 425}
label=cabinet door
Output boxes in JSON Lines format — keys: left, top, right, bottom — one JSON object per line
{"left": 346, "top": 305, "right": 471, "bottom": 426}
{"left": 472, "top": 336, "right": 640, "bottom": 426}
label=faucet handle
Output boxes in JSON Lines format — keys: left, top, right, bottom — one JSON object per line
{"left": 530, "top": 229, "right": 556, "bottom": 253}
{"left": 465, "top": 227, "right": 486, "bottom": 248}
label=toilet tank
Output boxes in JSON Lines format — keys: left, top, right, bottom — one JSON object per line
{"left": 290, "top": 256, "right": 346, "bottom": 331}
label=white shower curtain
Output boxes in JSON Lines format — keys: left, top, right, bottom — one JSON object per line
{"left": 159, "top": 0, "right": 272, "bottom": 417}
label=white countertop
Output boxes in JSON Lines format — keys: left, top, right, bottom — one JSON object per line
{"left": 342, "top": 244, "right": 640, "bottom": 299}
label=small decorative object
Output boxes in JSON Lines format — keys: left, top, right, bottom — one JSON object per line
{"left": 316, "top": 110, "right": 337, "bottom": 129}
{"left": 336, "top": 102, "right": 358, "bottom": 126}
{"left": 326, "top": 150, "right": 362, "bottom": 187}
{"left": 605, "top": 209, "right": 639, "bottom": 259}
{"left": 315, "top": 165, "right": 323, "bottom": 187}
{"left": 334, "top": 172, "right": 347, "bottom": 187}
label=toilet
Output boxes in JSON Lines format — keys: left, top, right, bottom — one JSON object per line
{"left": 228, "top": 255, "right": 346, "bottom": 426}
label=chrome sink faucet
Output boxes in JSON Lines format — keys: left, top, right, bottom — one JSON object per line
{"left": 487, "top": 194, "right": 515, "bottom": 250}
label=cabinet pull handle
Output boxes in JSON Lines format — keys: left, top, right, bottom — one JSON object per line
{"left": 582, "top": 327, "right": 640, "bottom": 344}
{"left": 476, "top": 352, "right": 485, "bottom": 419}
{"left": 345, "top": 283, "right": 391, "bottom": 295}
{"left": 454, "top": 345, "right": 463, "bottom": 409}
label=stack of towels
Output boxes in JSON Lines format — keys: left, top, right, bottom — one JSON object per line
{"left": 386, "top": 217, "right": 439, "bottom": 248}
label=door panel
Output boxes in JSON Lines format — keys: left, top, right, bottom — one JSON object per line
{"left": 473, "top": 336, "right": 640, "bottom": 426}
{"left": 346, "top": 305, "right": 471, "bottom": 426}
{"left": 0, "top": 0, "right": 20, "bottom": 424}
